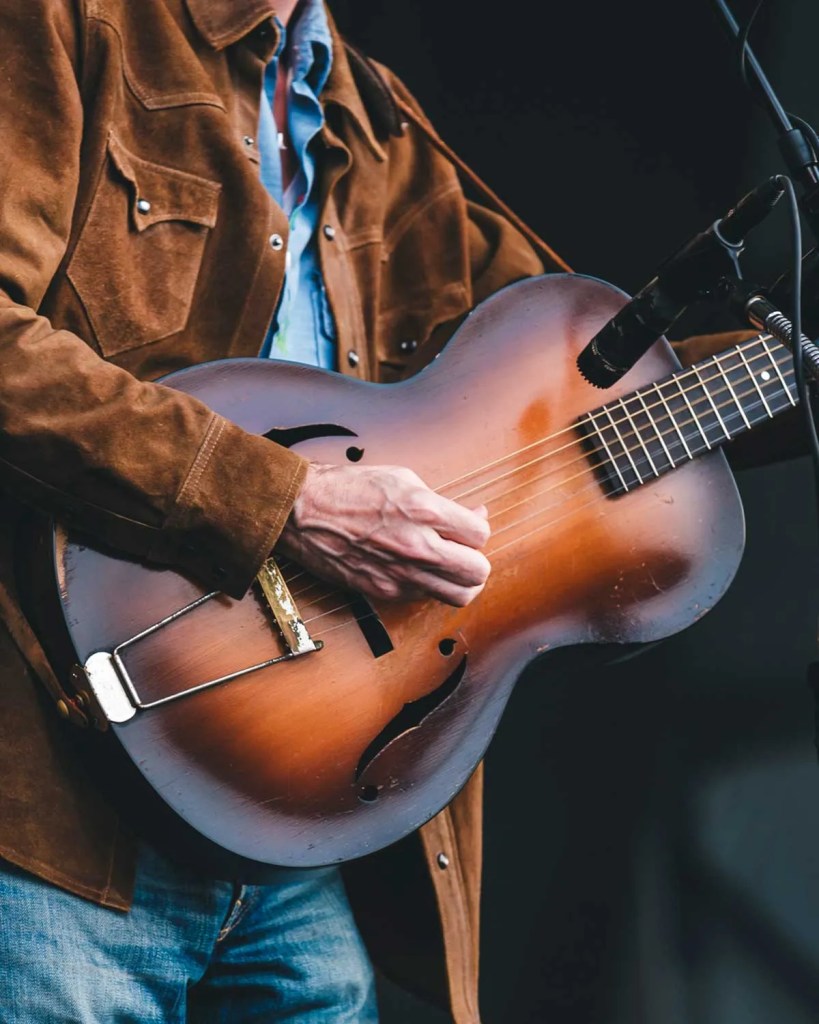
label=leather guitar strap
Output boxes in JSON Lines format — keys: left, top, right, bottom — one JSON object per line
{"left": 0, "top": 573, "right": 88, "bottom": 728}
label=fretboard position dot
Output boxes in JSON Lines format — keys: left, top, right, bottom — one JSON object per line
{"left": 760, "top": 370, "right": 772, "bottom": 382}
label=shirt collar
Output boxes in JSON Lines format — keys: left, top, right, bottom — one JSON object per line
{"left": 280, "top": 0, "right": 332, "bottom": 94}
{"left": 185, "top": 0, "right": 386, "bottom": 161}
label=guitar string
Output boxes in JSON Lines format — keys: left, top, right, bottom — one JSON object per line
{"left": 434, "top": 336, "right": 779, "bottom": 494}
{"left": 444, "top": 340, "right": 785, "bottom": 501}
{"left": 305, "top": 378, "right": 794, "bottom": 647}
{"left": 292, "top": 380, "right": 795, "bottom": 630}
{"left": 309, "top": 375, "right": 788, "bottom": 644}
{"left": 285, "top": 349, "right": 795, "bottom": 604}
{"left": 288, "top": 346, "right": 794, "bottom": 598}
{"left": 288, "top": 356, "right": 795, "bottom": 611}
{"left": 282, "top": 340, "right": 787, "bottom": 597}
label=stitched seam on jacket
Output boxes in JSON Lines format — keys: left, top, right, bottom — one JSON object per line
{"left": 440, "top": 810, "right": 480, "bottom": 1022}
{"left": 249, "top": 454, "right": 307, "bottom": 573}
{"left": 382, "top": 181, "right": 461, "bottom": 256}
{"left": 88, "top": 15, "right": 226, "bottom": 110}
{"left": 188, "top": 1, "right": 273, "bottom": 48}
{"left": 99, "top": 813, "right": 125, "bottom": 904}
{"left": 378, "top": 281, "right": 470, "bottom": 321}
{"left": 0, "top": 846, "right": 125, "bottom": 908}
{"left": 168, "top": 414, "right": 225, "bottom": 526}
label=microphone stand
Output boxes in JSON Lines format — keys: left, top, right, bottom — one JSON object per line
{"left": 710, "top": 0, "right": 819, "bottom": 753}
{"left": 710, "top": 0, "right": 819, "bottom": 330}
{"left": 710, "top": 0, "right": 819, "bottom": 235}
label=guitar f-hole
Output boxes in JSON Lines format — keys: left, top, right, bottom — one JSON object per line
{"left": 354, "top": 654, "right": 468, "bottom": 787}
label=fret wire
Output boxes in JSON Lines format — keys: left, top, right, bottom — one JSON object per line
{"left": 441, "top": 335, "right": 786, "bottom": 498}
{"left": 488, "top": 384, "right": 799, "bottom": 544}
{"left": 760, "top": 335, "right": 797, "bottom": 406}
{"left": 465, "top": 344, "right": 795, "bottom": 514}
{"left": 483, "top": 370, "right": 798, "bottom": 524}
{"left": 693, "top": 365, "right": 731, "bottom": 440}
{"left": 484, "top": 389, "right": 801, "bottom": 561}
{"left": 670, "top": 375, "right": 711, "bottom": 449}
{"left": 736, "top": 343, "right": 773, "bottom": 417}
{"left": 483, "top": 385, "right": 795, "bottom": 549}
{"left": 617, "top": 396, "right": 659, "bottom": 476}
{"left": 713, "top": 357, "right": 751, "bottom": 430}
{"left": 446, "top": 338, "right": 789, "bottom": 501}
{"left": 635, "top": 389, "right": 676, "bottom": 468}
{"left": 650, "top": 381, "right": 692, "bottom": 459}
{"left": 601, "top": 403, "right": 644, "bottom": 484}
{"left": 297, "top": 379, "right": 802, "bottom": 626}
{"left": 583, "top": 412, "right": 630, "bottom": 492}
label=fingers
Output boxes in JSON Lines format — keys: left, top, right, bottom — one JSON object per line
{"left": 410, "top": 490, "right": 492, "bottom": 549}
{"left": 411, "top": 530, "right": 491, "bottom": 586}
{"left": 281, "top": 462, "right": 494, "bottom": 608}
{"left": 368, "top": 569, "right": 487, "bottom": 608}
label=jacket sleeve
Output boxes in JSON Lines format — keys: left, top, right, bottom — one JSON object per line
{"left": 673, "top": 330, "right": 808, "bottom": 470}
{"left": 0, "top": 2, "right": 307, "bottom": 599}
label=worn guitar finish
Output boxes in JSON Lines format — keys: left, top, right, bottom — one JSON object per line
{"left": 35, "top": 274, "right": 761, "bottom": 866}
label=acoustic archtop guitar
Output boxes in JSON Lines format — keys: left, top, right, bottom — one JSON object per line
{"left": 26, "top": 273, "right": 797, "bottom": 868}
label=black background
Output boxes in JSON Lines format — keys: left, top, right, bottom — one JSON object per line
{"left": 333, "top": 3, "right": 819, "bottom": 1022}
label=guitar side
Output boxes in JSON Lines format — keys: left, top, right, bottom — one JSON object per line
{"left": 34, "top": 274, "right": 745, "bottom": 866}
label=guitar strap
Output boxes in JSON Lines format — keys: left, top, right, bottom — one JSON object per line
{"left": 0, "top": 587, "right": 89, "bottom": 728}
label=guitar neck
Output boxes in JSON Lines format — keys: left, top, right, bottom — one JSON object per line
{"left": 579, "top": 333, "right": 798, "bottom": 494}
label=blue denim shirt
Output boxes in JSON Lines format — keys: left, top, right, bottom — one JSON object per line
{"left": 258, "top": 0, "right": 335, "bottom": 368}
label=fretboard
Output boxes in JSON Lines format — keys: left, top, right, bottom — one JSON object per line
{"left": 578, "top": 334, "right": 798, "bottom": 495}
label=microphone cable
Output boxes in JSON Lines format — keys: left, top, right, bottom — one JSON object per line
{"left": 734, "top": 0, "right": 819, "bottom": 509}
{"left": 734, "top": 0, "right": 819, "bottom": 738}
{"left": 776, "top": 173, "right": 819, "bottom": 513}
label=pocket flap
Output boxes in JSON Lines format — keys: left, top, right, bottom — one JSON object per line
{"left": 107, "top": 132, "right": 221, "bottom": 232}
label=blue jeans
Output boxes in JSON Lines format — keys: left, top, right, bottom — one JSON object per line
{"left": 0, "top": 843, "right": 379, "bottom": 1023}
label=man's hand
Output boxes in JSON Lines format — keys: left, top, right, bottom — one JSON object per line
{"left": 278, "top": 463, "right": 491, "bottom": 607}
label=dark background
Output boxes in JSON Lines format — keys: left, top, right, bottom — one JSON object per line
{"left": 333, "top": 3, "right": 819, "bottom": 1022}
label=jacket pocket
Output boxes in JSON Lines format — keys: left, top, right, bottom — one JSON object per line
{"left": 68, "top": 132, "right": 221, "bottom": 357}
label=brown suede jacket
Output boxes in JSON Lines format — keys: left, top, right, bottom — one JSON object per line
{"left": 0, "top": 2, "right": 570, "bottom": 1022}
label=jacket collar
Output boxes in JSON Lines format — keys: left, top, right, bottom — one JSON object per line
{"left": 186, "top": 0, "right": 387, "bottom": 161}
{"left": 185, "top": 0, "right": 279, "bottom": 51}
{"left": 322, "top": 10, "right": 386, "bottom": 162}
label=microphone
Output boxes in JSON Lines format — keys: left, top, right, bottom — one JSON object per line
{"left": 576, "top": 176, "right": 785, "bottom": 388}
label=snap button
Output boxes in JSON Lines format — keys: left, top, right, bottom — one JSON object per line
{"left": 437, "top": 852, "right": 450, "bottom": 870}
{"left": 243, "top": 135, "right": 255, "bottom": 147}
{"left": 347, "top": 350, "right": 360, "bottom": 368}
{"left": 136, "top": 198, "right": 152, "bottom": 214}
{"left": 269, "top": 233, "right": 284, "bottom": 251}
{"left": 399, "top": 339, "right": 418, "bottom": 354}
{"left": 323, "top": 224, "right": 336, "bottom": 241}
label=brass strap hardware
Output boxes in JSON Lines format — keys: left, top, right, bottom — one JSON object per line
{"left": 255, "top": 557, "right": 321, "bottom": 655}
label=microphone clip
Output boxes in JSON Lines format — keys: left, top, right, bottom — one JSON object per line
{"left": 577, "top": 176, "right": 785, "bottom": 389}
